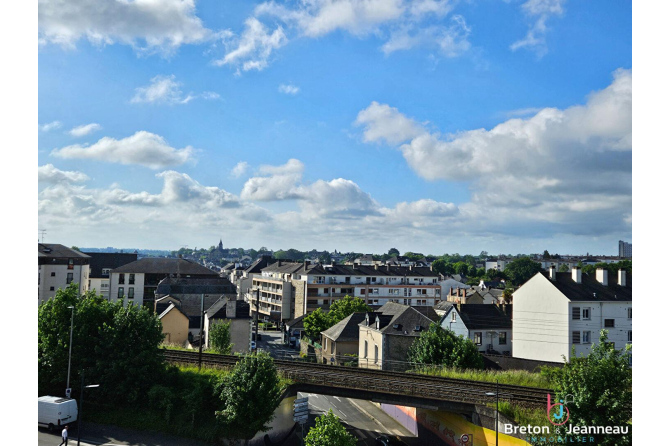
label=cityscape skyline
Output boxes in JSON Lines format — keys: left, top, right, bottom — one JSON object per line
{"left": 38, "top": 0, "right": 632, "bottom": 255}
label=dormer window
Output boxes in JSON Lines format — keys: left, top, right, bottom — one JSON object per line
{"left": 375, "top": 318, "right": 380, "bottom": 329}
{"left": 413, "top": 325, "right": 422, "bottom": 332}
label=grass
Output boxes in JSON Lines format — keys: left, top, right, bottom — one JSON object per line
{"left": 413, "top": 366, "right": 556, "bottom": 389}
{"left": 493, "top": 401, "right": 550, "bottom": 428}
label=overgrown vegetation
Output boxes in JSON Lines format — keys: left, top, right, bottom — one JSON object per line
{"left": 305, "top": 409, "right": 357, "bottom": 446}
{"left": 303, "top": 296, "right": 371, "bottom": 340}
{"left": 414, "top": 365, "right": 556, "bottom": 389}
{"left": 209, "top": 320, "right": 233, "bottom": 354}
{"left": 407, "top": 323, "right": 484, "bottom": 370}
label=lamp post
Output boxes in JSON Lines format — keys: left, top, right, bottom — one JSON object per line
{"left": 485, "top": 379, "right": 499, "bottom": 446}
{"left": 77, "top": 371, "right": 100, "bottom": 446}
{"left": 66, "top": 305, "right": 74, "bottom": 397}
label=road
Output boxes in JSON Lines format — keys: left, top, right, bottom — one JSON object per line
{"left": 37, "top": 423, "right": 209, "bottom": 446}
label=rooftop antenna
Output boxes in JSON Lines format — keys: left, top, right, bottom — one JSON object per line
{"left": 39, "top": 229, "right": 46, "bottom": 243}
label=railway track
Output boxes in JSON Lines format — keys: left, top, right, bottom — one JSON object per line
{"left": 162, "top": 350, "right": 549, "bottom": 407}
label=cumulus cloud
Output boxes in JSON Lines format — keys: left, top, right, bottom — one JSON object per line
{"left": 38, "top": 164, "right": 89, "bottom": 184}
{"left": 279, "top": 84, "right": 300, "bottom": 95}
{"left": 220, "top": 0, "right": 468, "bottom": 72}
{"left": 231, "top": 162, "right": 250, "bottom": 178}
{"left": 510, "top": 0, "right": 565, "bottom": 57}
{"left": 38, "top": 0, "right": 213, "bottom": 54}
{"left": 214, "top": 17, "right": 287, "bottom": 72}
{"left": 131, "top": 75, "right": 219, "bottom": 105}
{"left": 51, "top": 131, "right": 197, "bottom": 169}
{"left": 355, "top": 69, "right": 632, "bottom": 237}
{"left": 68, "top": 123, "right": 102, "bottom": 137}
{"left": 40, "top": 121, "right": 62, "bottom": 132}
{"left": 241, "top": 159, "right": 304, "bottom": 201}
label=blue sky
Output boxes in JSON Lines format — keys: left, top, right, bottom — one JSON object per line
{"left": 37, "top": 0, "right": 632, "bottom": 255}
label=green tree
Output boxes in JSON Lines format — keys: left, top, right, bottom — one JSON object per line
{"left": 407, "top": 323, "right": 484, "bottom": 369}
{"left": 305, "top": 409, "right": 357, "bottom": 446}
{"left": 453, "top": 261, "right": 470, "bottom": 276}
{"left": 38, "top": 283, "right": 165, "bottom": 404}
{"left": 559, "top": 264, "right": 570, "bottom": 273}
{"left": 303, "top": 308, "right": 332, "bottom": 340}
{"left": 388, "top": 248, "right": 400, "bottom": 256}
{"left": 503, "top": 257, "right": 544, "bottom": 286}
{"left": 215, "top": 351, "right": 282, "bottom": 444}
{"left": 431, "top": 259, "right": 448, "bottom": 275}
{"left": 544, "top": 331, "right": 632, "bottom": 445}
{"left": 327, "top": 296, "right": 371, "bottom": 323}
{"left": 543, "top": 250, "right": 551, "bottom": 259}
{"left": 209, "top": 320, "right": 232, "bottom": 354}
{"left": 502, "top": 287, "right": 514, "bottom": 304}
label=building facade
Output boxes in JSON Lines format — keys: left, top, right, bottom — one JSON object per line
{"left": 84, "top": 252, "right": 138, "bottom": 299}
{"left": 38, "top": 244, "right": 90, "bottom": 304}
{"left": 618, "top": 240, "right": 632, "bottom": 258}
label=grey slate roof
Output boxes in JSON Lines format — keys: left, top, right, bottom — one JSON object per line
{"left": 205, "top": 297, "right": 251, "bottom": 319}
{"left": 84, "top": 252, "right": 138, "bottom": 278}
{"left": 540, "top": 271, "right": 632, "bottom": 302}
{"left": 38, "top": 244, "right": 90, "bottom": 259}
{"left": 261, "top": 262, "right": 439, "bottom": 278}
{"left": 286, "top": 315, "right": 307, "bottom": 329}
{"left": 321, "top": 313, "right": 368, "bottom": 342}
{"left": 359, "top": 302, "right": 435, "bottom": 336}
{"left": 448, "top": 304, "right": 513, "bottom": 330}
{"left": 155, "top": 277, "right": 235, "bottom": 296}
{"left": 111, "top": 258, "right": 219, "bottom": 276}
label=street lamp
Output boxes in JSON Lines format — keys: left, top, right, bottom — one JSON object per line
{"left": 485, "top": 379, "right": 499, "bottom": 446}
{"left": 77, "top": 371, "right": 100, "bottom": 446}
{"left": 66, "top": 305, "right": 74, "bottom": 397}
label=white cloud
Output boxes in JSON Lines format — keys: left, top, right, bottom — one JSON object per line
{"left": 131, "top": 75, "right": 218, "bottom": 105}
{"left": 355, "top": 69, "right": 632, "bottom": 237}
{"left": 382, "top": 15, "right": 470, "bottom": 56}
{"left": 279, "top": 84, "right": 300, "bottom": 95}
{"left": 40, "top": 121, "right": 62, "bottom": 132}
{"left": 214, "top": 17, "right": 287, "bottom": 72}
{"left": 241, "top": 159, "right": 304, "bottom": 201}
{"left": 510, "top": 0, "right": 565, "bottom": 57}
{"left": 38, "top": 0, "right": 213, "bottom": 54}
{"left": 231, "top": 162, "right": 250, "bottom": 178}
{"left": 38, "top": 164, "right": 89, "bottom": 184}
{"left": 68, "top": 123, "right": 102, "bottom": 137}
{"left": 221, "top": 0, "right": 467, "bottom": 72}
{"left": 50, "top": 131, "right": 197, "bottom": 169}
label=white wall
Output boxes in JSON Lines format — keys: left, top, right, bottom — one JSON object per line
{"left": 109, "top": 272, "right": 145, "bottom": 306}
{"left": 512, "top": 273, "right": 570, "bottom": 362}
{"left": 38, "top": 264, "right": 90, "bottom": 304}
{"left": 568, "top": 301, "right": 632, "bottom": 357}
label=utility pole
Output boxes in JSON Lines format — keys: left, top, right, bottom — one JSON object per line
{"left": 198, "top": 293, "right": 204, "bottom": 369}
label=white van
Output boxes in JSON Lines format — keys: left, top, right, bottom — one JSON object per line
{"left": 38, "top": 396, "right": 78, "bottom": 431}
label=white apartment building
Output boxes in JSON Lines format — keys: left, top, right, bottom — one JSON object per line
{"left": 250, "top": 261, "right": 441, "bottom": 323}
{"left": 84, "top": 252, "right": 138, "bottom": 300}
{"left": 512, "top": 266, "right": 632, "bottom": 363}
{"left": 38, "top": 244, "right": 90, "bottom": 304}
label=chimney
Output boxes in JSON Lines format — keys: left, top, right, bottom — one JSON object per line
{"left": 374, "top": 264, "right": 378, "bottom": 270}
{"left": 386, "top": 265, "right": 390, "bottom": 271}
{"left": 572, "top": 266, "right": 582, "bottom": 284}
{"left": 456, "top": 302, "right": 461, "bottom": 312}
{"left": 618, "top": 269, "right": 627, "bottom": 287}
{"left": 596, "top": 268, "right": 608, "bottom": 286}
{"left": 549, "top": 265, "right": 556, "bottom": 281}
{"left": 304, "top": 260, "right": 309, "bottom": 269}
{"left": 430, "top": 263, "right": 433, "bottom": 272}
{"left": 226, "top": 298, "right": 237, "bottom": 319}
{"left": 278, "top": 260, "right": 282, "bottom": 267}
{"left": 409, "top": 265, "right": 413, "bottom": 271}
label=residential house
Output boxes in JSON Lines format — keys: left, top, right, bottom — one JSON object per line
{"left": 441, "top": 304, "right": 513, "bottom": 355}
{"left": 321, "top": 312, "right": 368, "bottom": 365}
{"left": 284, "top": 315, "right": 307, "bottom": 347}
{"left": 512, "top": 266, "right": 632, "bottom": 363}
{"left": 446, "top": 288, "right": 484, "bottom": 305}
{"left": 109, "top": 257, "right": 219, "bottom": 308}
{"left": 84, "top": 252, "right": 137, "bottom": 300}
{"left": 38, "top": 244, "right": 90, "bottom": 304}
{"left": 158, "top": 303, "right": 190, "bottom": 345}
{"left": 204, "top": 297, "right": 251, "bottom": 354}
{"left": 358, "top": 302, "right": 438, "bottom": 371}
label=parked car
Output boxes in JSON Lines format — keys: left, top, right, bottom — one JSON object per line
{"left": 375, "top": 435, "right": 408, "bottom": 446}
{"left": 38, "top": 396, "right": 78, "bottom": 431}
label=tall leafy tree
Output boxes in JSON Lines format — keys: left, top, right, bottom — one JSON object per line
{"left": 303, "top": 308, "right": 332, "bottom": 340}
{"left": 431, "top": 258, "right": 448, "bottom": 275}
{"left": 503, "top": 257, "right": 544, "bottom": 286}
{"left": 305, "top": 409, "right": 357, "bottom": 446}
{"left": 388, "top": 248, "right": 400, "bottom": 256}
{"left": 327, "top": 296, "right": 371, "bottom": 323}
{"left": 209, "top": 320, "right": 232, "bottom": 354}
{"left": 544, "top": 330, "right": 632, "bottom": 445}
{"left": 215, "top": 351, "right": 282, "bottom": 444}
{"left": 407, "top": 323, "right": 483, "bottom": 369}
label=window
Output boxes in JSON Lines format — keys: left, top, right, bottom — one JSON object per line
{"left": 628, "top": 331, "right": 632, "bottom": 342}
{"left": 371, "top": 288, "right": 379, "bottom": 295}
{"left": 129, "top": 274, "right": 135, "bottom": 285}
{"left": 101, "top": 283, "right": 108, "bottom": 288}
{"left": 374, "top": 345, "right": 379, "bottom": 364}
{"left": 451, "top": 312, "right": 457, "bottom": 322}
{"left": 604, "top": 319, "right": 615, "bottom": 328}
{"left": 50, "top": 286, "right": 55, "bottom": 291}
{"left": 474, "top": 332, "right": 482, "bottom": 345}
{"left": 66, "top": 273, "right": 73, "bottom": 284}
{"left": 118, "top": 287, "right": 124, "bottom": 298}
{"left": 51, "top": 272, "right": 56, "bottom": 277}
{"left": 364, "top": 341, "right": 368, "bottom": 358}
{"left": 331, "top": 340, "right": 335, "bottom": 354}
{"left": 572, "top": 331, "right": 581, "bottom": 344}
{"left": 360, "top": 289, "right": 366, "bottom": 295}
{"left": 582, "top": 331, "right": 591, "bottom": 344}
{"left": 582, "top": 308, "right": 591, "bottom": 320}
{"left": 128, "top": 287, "right": 134, "bottom": 299}
{"left": 101, "top": 268, "right": 111, "bottom": 277}
{"left": 572, "top": 307, "right": 581, "bottom": 320}
{"left": 628, "top": 308, "right": 632, "bottom": 319}
{"left": 499, "top": 332, "right": 507, "bottom": 345}
{"left": 68, "top": 259, "right": 74, "bottom": 270}
{"left": 118, "top": 274, "right": 125, "bottom": 284}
